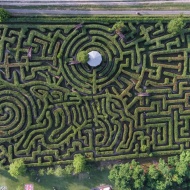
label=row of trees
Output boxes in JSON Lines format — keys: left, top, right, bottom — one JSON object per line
{"left": 112, "top": 16, "right": 185, "bottom": 35}
{"left": 109, "top": 151, "right": 190, "bottom": 190}
{"left": 8, "top": 154, "right": 86, "bottom": 178}
{"left": 7, "top": 150, "right": 190, "bottom": 190}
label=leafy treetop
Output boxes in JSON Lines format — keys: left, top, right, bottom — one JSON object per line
{"left": 76, "top": 51, "right": 89, "bottom": 64}
{"left": 8, "top": 159, "right": 26, "bottom": 178}
{"left": 112, "top": 21, "right": 127, "bottom": 32}
{"left": 73, "top": 154, "right": 86, "bottom": 174}
{"left": 167, "top": 15, "right": 185, "bottom": 35}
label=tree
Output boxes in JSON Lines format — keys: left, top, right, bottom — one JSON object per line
{"left": 0, "top": 8, "right": 10, "bottom": 22}
{"left": 76, "top": 51, "right": 89, "bottom": 64}
{"left": 146, "top": 164, "right": 162, "bottom": 190}
{"left": 112, "top": 21, "right": 127, "bottom": 32}
{"left": 8, "top": 159, "right": 26, "bottom": 178}
{"left": 167, "top": 16, "right": 185, "bottom": 35}
{"left": 109, "top": 160, "right": 145, "bottom": 190}
{"left": 73, "top": 154, "right": 86, "bottom": 174}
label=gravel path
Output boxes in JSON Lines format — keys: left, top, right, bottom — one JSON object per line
{"left": 7, "top": 9, "right": 190, "bottom": 15}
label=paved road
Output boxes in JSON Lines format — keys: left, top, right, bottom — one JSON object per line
{"left": 1, "top": 1, "right": 190, "bottom": 6}
{"left": 7, "top": 9, "right": 190, "bottom": 15}
{"left": 1, "top": 0, "right": 190, "bottom": 6}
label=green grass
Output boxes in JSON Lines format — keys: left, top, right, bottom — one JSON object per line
{"left": 0, "top": 168, "right": 113, "bottom": 190}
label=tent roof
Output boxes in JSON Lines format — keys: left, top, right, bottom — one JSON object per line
{"left": 87, "top": 51, "right": 102, "bottom": 67}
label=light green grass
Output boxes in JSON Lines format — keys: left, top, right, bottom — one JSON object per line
{"left": 0, "top": 168, "right": 113, "bottom": 190}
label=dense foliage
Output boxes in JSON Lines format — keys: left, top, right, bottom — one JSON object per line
{"left": 73, "top": 154, "right": 86, "bottom": 174}
{"left": 167, "top": 16, "right": 185, "bottom": 34}
{"left": 109, "top": 151, "right": 190, "bottom": 190}
{"left": 0, "top": 8, "right": 10, "bottom": 22}
{"left": 76, "top": 51, "right": 89, "bottom": 64}
{"left": 112, "top": 21, "right": 127, "bottom": 32}
{"left": 1, "top": 18, "right": 190, "bottom": 167}
{"left": 8, "top": 159, "right": 26, "bottom": 178}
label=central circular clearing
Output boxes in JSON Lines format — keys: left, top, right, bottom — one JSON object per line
{"left": 87, "top": 51, "right": 102, "bottom": 67}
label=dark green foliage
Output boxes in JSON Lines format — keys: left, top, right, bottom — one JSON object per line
{"left": 38, "top": 168, "right": 46, "bottom": 176}
{"left": 46, "top": 167, "right": 54, "bottom": 175}
{"left": 167, "top": 16, "right": 185, "bottom": 34}
{"left": 0, "top": 8, "right": 10, "bottom": 22}
{"left": 76, "top": 51, "right": 89, "bottom": 64}
{"left": 109, "top": 151, "right": 190, "bottom": 190}
{"left": 1, "top": 18, "right": 190, "bottom": 168}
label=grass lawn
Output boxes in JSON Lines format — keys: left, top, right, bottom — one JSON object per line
{"left": 0, "top": 168, "right": 113, "bottom": 190}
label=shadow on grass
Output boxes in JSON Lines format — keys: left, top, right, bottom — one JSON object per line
{"left": 30, "top": 168, "right": 112, "bottom": 190}
{"left": 0, "top": 169, "right": 18, "bottom": 182}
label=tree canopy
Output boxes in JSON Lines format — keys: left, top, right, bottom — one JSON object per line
{"left": 109, "top": 151, "right": 190, "bottom": 190}
{"left": 76, "top": 51, "right": 89, "bottom": 64}
{"left": 167, "top": 16, "right": 185, "bottom": 35}
{"left": 8, "top": 159, "right": 26, "bottom": 178}
{"left": 109, "top": 160, "right": 145, "bottom": 190}
{"left": 112, "top": 21, "right": 127, "bottom": 32}
{"left": 73, "top": 154, "right": 86, "bottom": 174}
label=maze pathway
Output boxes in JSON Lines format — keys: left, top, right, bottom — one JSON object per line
{"left": 0, "top": 21, "right": 190, "bottom": 166}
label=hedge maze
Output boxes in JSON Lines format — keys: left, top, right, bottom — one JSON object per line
{"left": 0, "top": 20, "right": 190, "bottom": 166}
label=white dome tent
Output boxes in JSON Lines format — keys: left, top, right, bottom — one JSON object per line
{"left": 87, "top": 51, "right": 102, "bottom": 67}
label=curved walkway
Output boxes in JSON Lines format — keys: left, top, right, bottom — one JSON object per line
{"left": 7, "top": 9, "right": 190, "bottom": 15}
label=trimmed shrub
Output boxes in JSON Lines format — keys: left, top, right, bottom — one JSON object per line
{"left": 76, "top": 51, "right": 89, "bottom": 64}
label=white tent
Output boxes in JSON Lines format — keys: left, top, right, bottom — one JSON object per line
{"left": 87, "top": 51, "right": 102, "bottom": 67}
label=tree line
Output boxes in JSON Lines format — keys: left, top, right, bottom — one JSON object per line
{"left": 109, "top": 151, "right": 190, "bottom": 190}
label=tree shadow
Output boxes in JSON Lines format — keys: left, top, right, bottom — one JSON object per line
{"left": 0, "top": 169, "right": 18, "bottom": 182}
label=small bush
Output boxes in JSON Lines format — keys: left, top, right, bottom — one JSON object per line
{"left": 38, "top": 168, "right": 46, "bottom": 176}
{"left": 46, "top": 167, "right": 54, "bottom": 175}
{"left": 54, "top": 165, "right": 64, "bottom": 177}
{"left": 57, "top": 53, "right": 62, "bottom": 59}
{"left": 64, "top": 164, "right": 74, "bottom": 175}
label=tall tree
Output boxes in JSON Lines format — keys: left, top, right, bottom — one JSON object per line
{"left": 8, "top": 159, "right": 26, "bottom": 178}
{"left": 109, "top": 160, "right": 145, "bottom": 190}
{"left": 73, "top": 154, "right": 86, "bottom": 174}
{"left": 167, "top": 15, "right": 185, "bottom": 35}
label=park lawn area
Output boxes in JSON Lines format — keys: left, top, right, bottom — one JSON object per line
{"left": 0, "top": 168, "right": 113, "bottom": 190}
